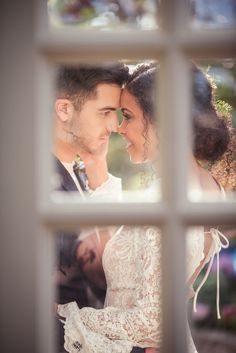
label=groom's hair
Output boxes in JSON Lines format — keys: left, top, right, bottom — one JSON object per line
{"left": 56, "top": 63, "right": 129, "bottom": 111}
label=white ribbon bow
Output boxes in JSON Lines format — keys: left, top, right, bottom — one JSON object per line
{"left": 193, "top": 228, "right": 229, "bottom": 319}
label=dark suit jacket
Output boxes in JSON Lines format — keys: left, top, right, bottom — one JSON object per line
{"left": 54, "top": 157, "right": 107, "bottom": 352}
{"left": 54, "top": 157, "right": 106, "bottom": 305}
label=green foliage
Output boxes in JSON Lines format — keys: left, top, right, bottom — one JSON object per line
{"left": 107, "top": 133, "right": 153, "bottom": 190}
{"left": 216, "top": 99, "right": 233, "bottom": 119}
{"left": 48, "top": 0, "right": 158, "bottom": 29}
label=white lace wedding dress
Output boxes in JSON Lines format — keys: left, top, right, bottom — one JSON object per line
{"left": 58, "top": 220, "right": 228, "bottom": 353}
{"left": 58, "top": 173, "right": 229, "bottom": 353}
{"left": 58, "top": 226, "right": 161, "bottom": 353}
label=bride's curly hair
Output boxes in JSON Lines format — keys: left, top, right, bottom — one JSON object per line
{"left": 192, "top": 64, "right": 235, "bottom": 190}
{"left": 125, "top": 62, "right": 235, "bottom": 190}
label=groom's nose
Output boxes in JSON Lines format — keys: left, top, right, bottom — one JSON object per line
{"left": 107, "top": 113, "right": 119, "bottom": 133}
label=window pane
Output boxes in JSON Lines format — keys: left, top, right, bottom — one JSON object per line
{"left": 48, "top": 0, "right": 159, "bottom": 30}
{"left": 188, "top": 60, "right": 236, "bottom": 202}
{"left": 187, "top": 225, "right": 236, "bottom": 353}
{"left": 51, "top": 61, "right": 161, "bottom": 203}
{"left": 190, "top": 0, "right": 236, "bottom": 28}
{"left": 54, "top": 223, "right": 235, "bottom": 352}
{"left": 54, "top": 224, "right": 163, "bottom": 352}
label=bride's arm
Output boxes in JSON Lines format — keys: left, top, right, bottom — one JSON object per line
{"left": 78, "top": 144, "right": 122, "bottom": 201}
{"left": 58, "top": 228, "right": 162, "bottom": 349}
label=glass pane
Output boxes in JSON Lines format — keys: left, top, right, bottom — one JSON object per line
{"left": 51, "top": 61, "right": 161, "bottom": 203}
{"left": 48, "top": 0, "right": 159, "bottom": 30}
{"left": 188, "top": 60, "right": 236, "bottom": 202}
{"left": 190, "top": 0, "right": 236, "bottom": 28}
{"left": 54, "top": 223, "right": 235, "bottom": 352}
{"left": 187, "top": 225, "right": 236, "bottom": 352}
{"left": 54, "top": 224, "right": 163, "bottom": 352}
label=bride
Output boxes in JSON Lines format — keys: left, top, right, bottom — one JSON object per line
{"left": 57, "top": 63, "right": 230, "bottom": 353}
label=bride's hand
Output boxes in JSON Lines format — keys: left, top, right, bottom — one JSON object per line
{"left": 145, "top": 349, "right": 158, "bottom": 353}
{"left": 78, "top": 147, "right": 109, "bottom": 190}
{"left": 78, "top": 139, "right": 108, "bottom": 165}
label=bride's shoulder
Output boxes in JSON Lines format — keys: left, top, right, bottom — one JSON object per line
{"left": 189, "top": 165, "right": 226, "bottom": 201}
{"left": 118, "top": 226, "right": 161, "bottom": 242}
{"left": 199, "top": 167, "right": 221, "bottom": 191}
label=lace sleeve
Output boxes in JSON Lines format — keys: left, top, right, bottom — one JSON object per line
{"left": 58, "top": 227, "right": 162, "bottom": 353}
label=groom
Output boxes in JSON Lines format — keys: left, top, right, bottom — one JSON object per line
{"left": 54, "top": 64, "right": 146, "bottom": 353}
{"left": 53, "top": 64, "right": 132, "bottom": 352}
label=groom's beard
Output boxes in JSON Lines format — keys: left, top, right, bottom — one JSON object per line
{"left": 71, "top": 130, "right": 110, "bottom": 155}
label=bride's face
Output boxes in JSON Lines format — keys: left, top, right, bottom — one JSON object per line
{"left": 119, "top": 89, "right": 158, "bottom": 164}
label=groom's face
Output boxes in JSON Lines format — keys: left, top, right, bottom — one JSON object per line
{"left": 70, "top": 83, "right": 121, "bottom": 155}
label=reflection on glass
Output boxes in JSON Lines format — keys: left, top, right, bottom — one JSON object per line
{"left": 52, "top": 62, "right": 161, "bottom": 203}
{"left": 48, "top": 0, "right": 159, "bottom": 30}
{"left": 187, "top": 225, "right": 236, "bottom": 352}
{"left": 188, "top": 60, "right": 236, "bottom": 202}
{"left": 190, "top": 0, "right": 236, "bottom": 28}
{"left": 55, "top": 225, "right": 162, "bottom": 352}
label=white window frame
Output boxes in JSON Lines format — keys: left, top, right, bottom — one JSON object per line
{"left": 1, "top": 1, "right": 235, "bottom": 353}
{"left": 35, "top": 1, "right": 236, "bottom": 353}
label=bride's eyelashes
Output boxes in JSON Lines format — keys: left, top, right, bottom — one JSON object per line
{"left": 121, "top": 108, "right": 133, "bottom": 121}
{"left": 122, "top": 112, "right": 132, "bottom": 121}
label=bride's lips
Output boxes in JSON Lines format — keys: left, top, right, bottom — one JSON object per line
{"left": 124, "top": 138, "right": 133, "bottom": 148}
{"left": 123, "top": 138, "right": 133, "bottom": 149}
{"left": 126, "top": 141, "right": 133, "bottom": 149}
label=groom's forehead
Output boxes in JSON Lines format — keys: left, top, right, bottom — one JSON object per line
{"left": 89, "top": 83, "right": 122, "bottom": 104}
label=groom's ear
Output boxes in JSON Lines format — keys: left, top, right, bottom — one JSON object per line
{"left": 55, "top": 98, "right": 74, "bottom": 122}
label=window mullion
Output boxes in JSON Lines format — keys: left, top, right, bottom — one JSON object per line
{"left": 159, "top": 49, "right": 191, "bottom": 353}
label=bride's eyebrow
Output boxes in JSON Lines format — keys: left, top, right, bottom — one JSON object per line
{"left": 121, "top": 107, "right": 132, "bottom": 114}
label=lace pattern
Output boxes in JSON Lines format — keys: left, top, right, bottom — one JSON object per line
{"left": 59, "top": 302, "right": 133, "bottom": 353}
{"left": 186, "top": 226, "right": 205, "bottom": 281}
{"left": 58, "top": 227, "right": 162, "bottom": 352}
{"left": 58, "top": 225, "right": 227, "bottom": 353}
